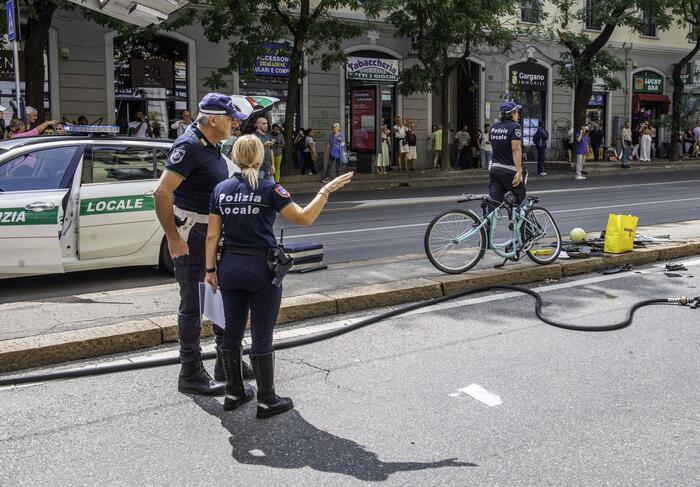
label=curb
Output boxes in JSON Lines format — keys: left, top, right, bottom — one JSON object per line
{"left": 1, "top": 241, "right": 699, "bottom": 373}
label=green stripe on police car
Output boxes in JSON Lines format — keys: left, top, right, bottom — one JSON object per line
{"left": 80, "top": 196, "right": 155, "bottom": 216}
{"left": 0, "top": 207, "right": 59, "bottom": 225}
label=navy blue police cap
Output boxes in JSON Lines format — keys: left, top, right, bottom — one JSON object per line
{"left": 500, "top": 101, "right": 522, "bottom": 114}
{"left": 199, "top": 93, "right": 247, "bottom": 120}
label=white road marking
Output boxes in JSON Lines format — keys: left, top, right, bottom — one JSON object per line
{"left": 284, "top": 196, "right": 700, "bottom": 239}
{"left": 340, "top": 179, "right": 700, "bottom": 209}
{"left": 457, "top": 384, "right": 503, "bottom": 407}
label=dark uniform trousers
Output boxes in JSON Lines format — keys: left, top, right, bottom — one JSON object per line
{"left": 173, "top": 223, "right": 224, "bottom": 363}
{"left": 488, "top": 166, "right": 526, "bottom": 209}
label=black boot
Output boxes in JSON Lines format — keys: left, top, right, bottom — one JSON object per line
{"left": 178, "top": 359, "right": 226, "bottom": 396}
{"left": 251, "top": 351, "right": 294, "bottom": 419}
{"left": 215, "top": 346, "right": 254, "bottom": 382}
{"left": 221, "top": 347, "right": 255, "bottom": 410}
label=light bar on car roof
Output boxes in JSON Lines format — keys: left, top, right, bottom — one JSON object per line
{"left": 63, "top": 125, "right": 120, "bottom": 134}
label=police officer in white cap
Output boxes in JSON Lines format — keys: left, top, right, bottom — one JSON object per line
{"left": 154, "top": 93, "right": 249, "bottom": 395}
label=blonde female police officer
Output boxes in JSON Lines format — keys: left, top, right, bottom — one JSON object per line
{"left": 154, "top": 93, "right": 248, "bottom": 396}
{"left": 204, "top": 135, "right": 352, "bottom": 418}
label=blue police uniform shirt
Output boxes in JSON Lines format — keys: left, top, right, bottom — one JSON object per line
{"left": 165, "top": 126, "right": 228, "bottom": 214}
{"left": 209, "top": 175, "right": 293, "bottom": 248}
{"left": 489, "top": 120, "right": 522, "bottom": 168}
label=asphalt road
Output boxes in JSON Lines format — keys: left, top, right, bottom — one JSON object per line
{"left": 2, "top": 170, "right": 699, "bottom": 302}
{"left": 1, "top": 259, "right": 698, "bottom": 485}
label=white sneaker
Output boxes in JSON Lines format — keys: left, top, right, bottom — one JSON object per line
{"left": 538, "top": 172, "right": 547, "bottom": 176}
{"left": 574, "top": 175, "right": 586, "bottom": 180}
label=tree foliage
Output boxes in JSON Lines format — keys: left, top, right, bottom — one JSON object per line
{"left": 199, "top": 0, "right": 383, "bottom": 171}
{"left": 549, "top": 0, "right": 674, "bottom": 131}
{"left": 364, "top": 0, "right": 518, "bottom": 166}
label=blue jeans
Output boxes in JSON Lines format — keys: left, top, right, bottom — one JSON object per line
{"left": 621, "top": 143, "right": 631, "bottom": 167}
{"left": 324, "top": 157, "right": 341, "bottom": 179}
{"left": 218, "top": 253, "right": 283, "bottom": 354}
{"left": 173, "top": 224, "right": 223, "bottom": 362}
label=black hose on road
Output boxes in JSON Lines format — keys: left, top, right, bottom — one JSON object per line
{"left": 0, "top": 285, "right": 697, "bottom": 387}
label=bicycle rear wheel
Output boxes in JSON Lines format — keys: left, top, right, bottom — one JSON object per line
{"left": 424, "top": 209, "right": 486, "bottom": 274}
{"left": 521, "top": 207, "right": 562, "bottom": 265}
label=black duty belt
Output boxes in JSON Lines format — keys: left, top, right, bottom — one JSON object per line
{"left": 222, "top": 244, "right": 272, "bottom": 257}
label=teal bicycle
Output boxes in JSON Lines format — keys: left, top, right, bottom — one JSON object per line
{"left": 424, "top": 192, "right": 562, "bottom": 274}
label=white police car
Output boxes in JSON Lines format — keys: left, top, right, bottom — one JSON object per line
{"left": 0, "top": 129, "right": 237, "bottom": 278}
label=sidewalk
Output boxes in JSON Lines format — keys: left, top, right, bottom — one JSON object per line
{"left": 281, "top": 158, "right": 700, "bottom": 194}
{"left": 2, "top": 220, "right": 700, "bottom": 373}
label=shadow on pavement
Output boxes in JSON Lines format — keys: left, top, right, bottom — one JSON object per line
{"left": 192, "top": 396, "right": 477, "bottom": 481}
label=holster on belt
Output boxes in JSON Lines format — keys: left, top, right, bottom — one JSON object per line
{"left": 268, "top": 247, "right": 294, "bottom": 288}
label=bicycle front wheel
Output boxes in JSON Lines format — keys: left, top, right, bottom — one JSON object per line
{"left": 424, "top": 210, "right": 486, "bottom": 274}
{"left": 522, "top": 206, "right": 562, "bottom": 265}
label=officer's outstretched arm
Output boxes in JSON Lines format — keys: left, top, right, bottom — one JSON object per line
{"left": 280, "top": 172, "right": 353, "bottom": 226}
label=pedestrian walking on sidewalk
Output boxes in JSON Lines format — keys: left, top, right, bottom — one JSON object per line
{"left": 533, "top": 121, "right": 549, "bottom": 175}
{"left": 620, "top": 121, "right": 632, "bottom": 168}
{"left": 302, "top": 128, "right": 317, "bottom": 175}
{"left": 254, "top": 117, "right": 276, "bottom": 182}
{"left": 639, "top": 122, "right": 652, "bottom": 162}
{"left": 204, "top": 135, "right": 353, "bottom": 417}
{"left": 589, "top": 123, "right": 603, "bottom": 162}
{"left": 293, "top": 128, "right": 306, "bottom": 172}
{"left": 271, "top": 123, "right": 285, "bottom": 182}
{"left": 431, "top": 125, "right": 443, "bottom": 169}
{"left": 406, "top": 122, "right": 417, "bottom": 170}
{"left": 454, "top": 125, "right": 471, "bottom": 170}
{"left": 377, "top": 120, "right": 390, "bottom": 174}
{"left": 394, "top": 116, "right": 408, "bottom": 172}
{"left": 574, "top": 125, "right": 589, "bottom": 180}
{"left": 153, "top": 93, "right": 249, "bottom": 396}
{"left": 480, "top": 124, "right": 492, "bottom": 169}
{"left": 322, "top": 123, "right": 345, "bottom": 183}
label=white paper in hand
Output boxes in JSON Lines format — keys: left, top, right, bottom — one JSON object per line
{"left": 199, "top": 282, "right": 226, "bottom": 328}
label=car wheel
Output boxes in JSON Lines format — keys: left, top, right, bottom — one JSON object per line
{"left": 159, "top": 238, "right": 175, "bottom": 275}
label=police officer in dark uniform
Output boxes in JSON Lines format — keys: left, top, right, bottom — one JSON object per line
{"left": 204, "top": 135, "right": 353, "bottom": 418}
{"left": 154, "top": 93, "right": 249, "bottom": 395}
{"left": 488, "top": 101, "right": 526, "bottom": 206}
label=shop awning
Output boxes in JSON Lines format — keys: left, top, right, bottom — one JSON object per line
{"left": 633, "top": 94, "right": 670, "bottom": 114}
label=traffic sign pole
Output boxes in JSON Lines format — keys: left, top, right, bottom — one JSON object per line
{"left": 6, "top": 0, "right": 22, "bottom": 119}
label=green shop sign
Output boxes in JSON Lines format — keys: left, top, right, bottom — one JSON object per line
{"left": 633, "top": 71, "right": 665, "bottom": 94}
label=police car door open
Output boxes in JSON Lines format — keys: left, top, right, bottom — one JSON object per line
{"left": 77, "top": 145, "right": 161, "bottom": 260}
{"left": 0, "top": 145, "right": 84, "bottom": 275}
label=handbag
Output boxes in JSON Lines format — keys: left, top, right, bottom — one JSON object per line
{"left": 603, "top": 214, "right": 639, "bottom": 254}
{"left": 340, "top": 147, "right": 348, "bottom": 166}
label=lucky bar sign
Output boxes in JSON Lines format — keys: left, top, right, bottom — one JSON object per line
{"left": 633, "top": 71, "right": 664, "bottom": 94}
{"left": 346, "top": 57, "right": 399, "bottom": 82}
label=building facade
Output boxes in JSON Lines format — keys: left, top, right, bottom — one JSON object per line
{"left": 2, "top": 2, "right": 699, "bottom": 171}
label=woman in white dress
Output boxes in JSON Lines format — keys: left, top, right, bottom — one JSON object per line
{"left": 376, "top": 120, "right": 390, "bottom": 174}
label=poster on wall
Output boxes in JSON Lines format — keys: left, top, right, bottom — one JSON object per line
{"left": 252, "top": 42, "right": 292, "bottom": 77}
{"left": 350, "top": 87, "right": 376, "bottom": 152}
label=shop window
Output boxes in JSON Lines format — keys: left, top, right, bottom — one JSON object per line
{"left": 642, "top": 9, "right": 657, "bottom": 37}
{"left": 113, "top": 35, "right": 189, "bottom": 138}
{"left": 585, "top": 0, "right": 602, "bottom": 30}
{"left": 520, "top": 0, "right": 543, "bottom": 24}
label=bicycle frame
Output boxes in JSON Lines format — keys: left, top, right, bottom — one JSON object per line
{"left": 454, "top": 199, "right": 536, "bottom": 260}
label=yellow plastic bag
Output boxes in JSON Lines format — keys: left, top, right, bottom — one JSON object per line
{"left": 603, "top": 214, "right": 639, "bottom": 254}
